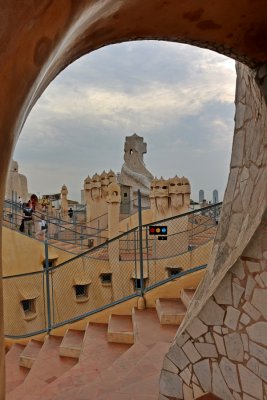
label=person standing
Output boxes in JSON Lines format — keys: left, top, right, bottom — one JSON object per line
{"left": 35, "top": 215, "right": 48, "bottom": 241}
{"left": 23, "top": 201, "right": 33, "bottom": 236}
{"left": 68, "top": 207, "right": 73, "bottom": 221}
{"left": 18, "top": 196, "right": 23, "bottom": 207}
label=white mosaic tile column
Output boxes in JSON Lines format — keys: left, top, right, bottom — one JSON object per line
{"left": 159, "top": 63, "right": 267, "bottom": 400}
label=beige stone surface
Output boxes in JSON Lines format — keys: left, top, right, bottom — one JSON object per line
{"left": 183, "top": 383, "right": 193, "bottom": 400}
{"left": 205, "top": 332, "right": 214, "bottom": 344}
{"left": 213, "top": 272, "right": 232, "bottom": 305}
{"left": 219, "top": 357, "right": 241, "bottom": 393}
{"left": 246, "top": 322, "right": 267, "bottom": 347}
{"left": 247, "top": 357, "right": 267, "bottom": 384}
{"left": 244, "top": 275, "right": 256, "bottom": 301}
{"left": 186, "top": 318, "right": 208, "bottom": 339}
{"left": 260, "top": 271, "right": 267, "bottom": 286}
{"left": 231, "top": 259, "right": 245, "bottom": 280}
{"left": 242, "top": 301, "right": 261, "bottom": 321}
{"left": 160, "top": 370, "right": 183, "bottom": 399}
{"left": 247, "top": 261, "right": 261, "bottom": 273}
{"left": 212, "top": 363, "right": 235, "bottom": 400}
{"left": 238, "top": 364, "right": 263, "bottom": 399}
{"left": 213, "top": 333, "right": 226, "bottom": 356}
{"left": 232, "top": 281, "right": 245, "bottom": 308}
{"left": 240, "top": 313, "right": 251, "bottom": 325}
{"left": 224, "top": 306, "right": 240, "bottom": 330}
{"left": 167, "top": 345, "right": 189, "bottom": 371}
{"left": 180, "top": 367, "right": 191, "bottom": 386}
{"left": 195, "top": 343, "right": 218, "bottom": 358}
{"left": 162, "top": 357, "right": 179, "bottom": 374}
{"left": 251, "top": 289, "right": 267, "bottom": 319}
{"left": 182, "top": 340, "right": 201, "bottom": 364}
{"left": 199, "top": 299, "right": 225, "bottom": 326}
{"left": 193, "top": 359, "right": 211, "bottom": 393}
{"left": 249, "top": 341, "right": 267, "bottom": 366}
{"left": 224, "top": 333, "right": 244, "bottom": 362}
{"left": 192, "top": 383, "right": 204, "bottom": 398}
{"left": 241, "top": 334, "right": 249, "bottom": 353}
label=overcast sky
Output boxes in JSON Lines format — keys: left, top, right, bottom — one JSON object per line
{"left": 14, "top": 40, "right": 236, "bottom": 203}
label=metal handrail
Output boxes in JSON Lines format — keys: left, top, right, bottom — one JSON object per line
{"left": 4, "top": 199, "right": 107, "bottom": 236}
{"left": 3, "top": 263, "right": 208, "bottom": 339}
{"left": 2, "top": 200, "right": 221, "bottom": 339}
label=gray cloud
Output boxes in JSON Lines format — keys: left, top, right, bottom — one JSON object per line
{"left": 15, "top": 40, "right": 236, "bottom": 202}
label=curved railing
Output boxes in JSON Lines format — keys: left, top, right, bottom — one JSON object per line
{"left": 2, "top": 202, "right": 221, "bottom": 338}
{"left": 3, "top": 199, "right": 108, "bottom": 247}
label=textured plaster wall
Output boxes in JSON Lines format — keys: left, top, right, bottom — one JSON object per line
{"left": 159, "top": 63, "right": 267, "bottom": 399}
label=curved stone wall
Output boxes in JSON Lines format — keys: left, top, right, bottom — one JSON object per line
{"left": 159, "top": 63, "right": 267, "bottom": 399}
{"left": 0, "top": 2, "right": 267, "bottom": 398}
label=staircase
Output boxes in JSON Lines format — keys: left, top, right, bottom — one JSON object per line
{"left": 48, "top": 239, "right": 87, "bottom": 255}
{"left": 5, "top": 288, "right": 196, "bottom": 400}
{"left": 189, "top": 225, "right": 217, "bottom": 247}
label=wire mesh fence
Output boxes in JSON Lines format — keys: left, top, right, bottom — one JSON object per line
{"left": 49, "top": 238, "right": 138, "bottom": 328}
{"left": 119, "top": 196, "right": 150, "bottom": 224}
{"left": 3, "top": 199, "right": 108, "bottom": 249}
{"left": 2, "top": 201, "right": 221, "bottom": 337}
{"left": 3, "top": 270, "right": 47, "bottom": 337}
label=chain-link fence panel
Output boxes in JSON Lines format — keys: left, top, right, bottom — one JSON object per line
{"left": 3, "top": 270, "right": 47, "bottom": 338}
{"left": 2, "top": 201, "right": 222, "bottom": 337}
{"left": 143, "top": 203, "right": 222, "bottom": 287}
{"left": 49, "top": 236, "right": 139, "bottom": 328}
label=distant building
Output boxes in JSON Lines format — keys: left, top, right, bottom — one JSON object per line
{"left": 5, "top": 160, "right": 29, "bottom": 202}
{"left": 213, "top": 189, "right": 219, "bottom": 204}
{"left": 199, "top": 190, "right": 204, "bottom": 204}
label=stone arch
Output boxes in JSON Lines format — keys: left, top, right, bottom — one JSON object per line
{"left": 0, "top": 1, "right": 267, "bottom": 398}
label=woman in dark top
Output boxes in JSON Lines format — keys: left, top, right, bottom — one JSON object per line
{"left": 23, "top": 201, "right": 33, "bottom": 236}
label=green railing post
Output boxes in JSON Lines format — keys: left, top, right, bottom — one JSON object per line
{"left": 145, "top": 225, "right": 149, "bottom": 283}
{"left": 137, "top": 189, "right": 144, "bottom": 296}
{"left": 133, "top": 230, "right": 137, "bottom": 291}
{"left": 44, "top": 239, "right": 52, "bottom": 332}
{"left": 11, "top": 191, "right": 14, "bottom": 228}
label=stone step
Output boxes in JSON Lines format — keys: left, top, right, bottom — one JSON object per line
{"left": 49, "top": 240, "right": 84, "bottom": 254}
{"left": 55, "top": 243, "right": 75, "bottom": 249}
{"left": 7, "top": 335, "right": 77, "bottom": 400}
{"left": 39, "top": 341, "right": 150, "bottom": 400}
{"left": 48, "top": 239, "right": 58, "bottom": 244}
{"left": 5, "top": 344, "right": 28, "bottom": 393}
{"left": 132, "top": 308, "right": 178, "bottom": 346}
{"left": 13, "top": 308, "right": 179, "bottom": 400}
{"left": 28, "top": 323, "right": 132, "bottom": 400}
{"left": 190, "top": 237, "right": 213, "bottom": 246}
{"left": 59, "top": 329, "right": 84, "bottom": 359}
{"left": 96, "top": 341, "right": 170, "bottom": 400}
{"left": 19, "top": 339, "right": 43, "bottom": 369}
{"left": 49, "top": 240, "right": 75, "bottom": 249}
{"left": 156, "top": 298, "right": 187, "bottom": 325}
{"left": 60, "top": 243, "right": 79, "bottom": 250}
{"left": 63, "top": 249, "right": 82, "bottom": 255}
{"left": 108, "top": 314, "right": 134, "bottom": 344}
{"left": 181, "top": 288, "right": 196, "bottom": 309}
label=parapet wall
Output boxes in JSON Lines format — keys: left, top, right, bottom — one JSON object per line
{"left": 159, "top": 63, "right": 267, "bottom": 399}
